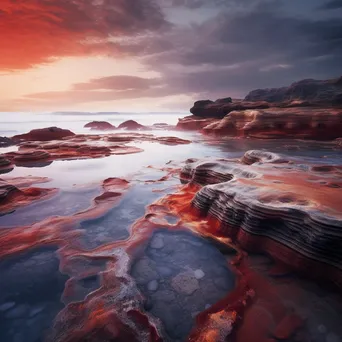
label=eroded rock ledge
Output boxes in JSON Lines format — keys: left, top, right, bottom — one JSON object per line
{"left": 2, "top": 131, "right": 191, "bottom": 166}
{"left": 202, "top": 107, "right": 342, "bottom": 140}
{"left": 180, "top": 151, "right": 342, "bottom": 285}
{"left": 181, "top": 76, "right": 342, "bottom": 140}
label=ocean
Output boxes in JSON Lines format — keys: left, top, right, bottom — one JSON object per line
{"left": 0, "top": 112, "right": 186, "bottom": 136}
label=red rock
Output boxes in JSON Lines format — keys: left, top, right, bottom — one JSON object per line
{"left": 176, "top": 115, "right": 219, "bottom": 130}
{"left": 273, "top": 314, "right": 303, "bottom": 340}
{"left": 118, "top": 120, "right": 146, "bottom": 130}
{"left": 12, "top": 127, "right": 75, "bottom": 142}
{"left": 12, "top": 150, "right": 50, "bottom": 162}
{"left": 153, "top": 136, "right": 191, "bottom": 145}
{"left": 0, "top": 178, "right": 56, "bottom": 214}
{"left": 202, "top": 107, "right": 342, "bottom": 140}
{"left": 180, "top": 152, "right": 342, "bottom": 286}
{"left": 84, "top": 121, "right": 116, "bottom": 130}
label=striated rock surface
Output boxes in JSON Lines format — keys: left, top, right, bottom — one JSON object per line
{"left": 202, "top": 107, "right": 342, "bottom": 140}
{"left": 180, "top": 151, "right": 342, "bottom": 285}
{"left": 12, "top": 127, "right": 75, "bottom": 142}
{"left": 176, "top": 115, "right": 219, "bottom": 131}
{"left": 245, "top": 76, "right": 342, "bottom": 104}
{"left": 84, "top": 121, "right": 116, "bottom": 130}
{"left": 190, "top": 100, "right": 270, "bottom": 118}
{"left": 0, "top": 177, "right": 56, "bottom": 214}
{"left": 118, "top": 120, "right": 146, "bottom": 130}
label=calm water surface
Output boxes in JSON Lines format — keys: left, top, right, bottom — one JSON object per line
{"left": 0, "top": 112, "right": 341, "bottom": 342}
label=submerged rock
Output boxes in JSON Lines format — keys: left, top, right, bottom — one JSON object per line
{"left": 171, "top": 271, "right": 199, "bottom": 295}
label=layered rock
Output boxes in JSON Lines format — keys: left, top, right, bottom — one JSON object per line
{"left": 3, "top": 133, "right": 190, "bottom": 167}
{"left": 84, "top": 121, "right": 116, "bottom": 130}
{"left": 0, "top": 178, "right": 56, "bottom": 214}
{"left": 202, "top": 107, "right": 342, "bottom": 140}
{"left": 12, "top": 127, "right": 75, "bottom": 142}
{"left": 118, "top": 120, "right": 146, "bottom": 130}
{"left": 190, "top": 100, "right": 270, "bottom": 118}
{"left": 176, "top": 115, "right": 219, "bottom": 131}
{"left": 180, "top": 152, "right": 342, "bottom": 285}
{"left": 245, "top": 76, "right": 342, "bottom": 104}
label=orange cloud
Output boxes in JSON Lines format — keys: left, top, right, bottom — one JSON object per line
{"left": 0, "top": 0, "right": 167, "bottom": 70}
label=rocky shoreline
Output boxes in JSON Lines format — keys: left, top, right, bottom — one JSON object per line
{"left": 177, "top": 76, "right": 342, "bottom": 141}
{"left": 0, "top": 76, "right": 342, "bottom": 342}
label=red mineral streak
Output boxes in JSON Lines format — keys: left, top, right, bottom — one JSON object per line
{"left": 0, "top": 177, "right": 57, "bottom": 214}
{"left": 3, "top": 132, "right": 190, "bottom": 166}
{"left": 0, "top": 177, "right": 131, "bottom": 259}
{"left": 2, "top": 155, "right": 335, "bottom": 341}
{"left": 152, "top": 186, "right": 308, "bottom": 342}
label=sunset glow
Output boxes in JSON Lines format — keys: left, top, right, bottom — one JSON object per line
{"left": 0, "top": 0, "right": 341, "bottom": 111}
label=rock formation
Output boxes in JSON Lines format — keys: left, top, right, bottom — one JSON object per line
{"left": 176, "top": 115, "right": 219, "bottom": 130}
{"left": 245, "top": 76, "right": 342, "bottom": 104}
{"left": 2, "top": 133, "right": 190, "bottom": 167}
{"left": 0, "top": 136, "right": 15, "bottom": 147}
{"left": 0, "top": 178, "right": 57, "bottom": 214}
{"left": 190, "top": 100, "right": 270, "bottom": 118}
{"left": 12, "top": 127, "right": 75, "bottom": 142}
{"left": 180, "top": 151, "right": 342, "bottom": 285}
{"left": 118, "top": 120, "right": 146, "bottom": 130}
{"left": 84, "top": 121, "right": 116, "bottom": 130}
{"left": 202, "top": 107, "right": 342, "bottom": 140}
{"left": 182, "top": 76, "right": 342, "bottom": 140}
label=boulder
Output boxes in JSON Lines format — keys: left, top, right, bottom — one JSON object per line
{"left": 84, "top": 121, "right": 116, "bottom": 130}
{"left": 12, "top": 127, "right": 75, "bottom": 142}
{"left": 118, "top": 120, "right": 146, "bottom": 130}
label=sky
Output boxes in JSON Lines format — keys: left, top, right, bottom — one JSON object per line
{"left": 0, "top": 0, "right": 341, "bottom": 112}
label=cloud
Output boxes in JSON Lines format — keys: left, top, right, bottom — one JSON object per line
{"left": 0, "top": 0, "right": 168, "bottom": 70}
{"left": 138, "top": 2, "right": 342, "bottom": 97}
{"left": 2, "top": 0, "right": 342, "bottom": 111}
{"left": 318, "top": 0, "right": 342, "bottom": 10}
{"left": 73, "top": 75, "right": 161, "bottom": 91}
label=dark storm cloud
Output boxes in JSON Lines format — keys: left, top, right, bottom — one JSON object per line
{"left": 318, "top": 0, "right": 342, "bottom": 10}
{"left": 139, "top": 1, "right": 342, "bottom": 98}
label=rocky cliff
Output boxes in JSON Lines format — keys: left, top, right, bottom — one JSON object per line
{"left": 245, "top": 76, "right": 342, "bottom": 104}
